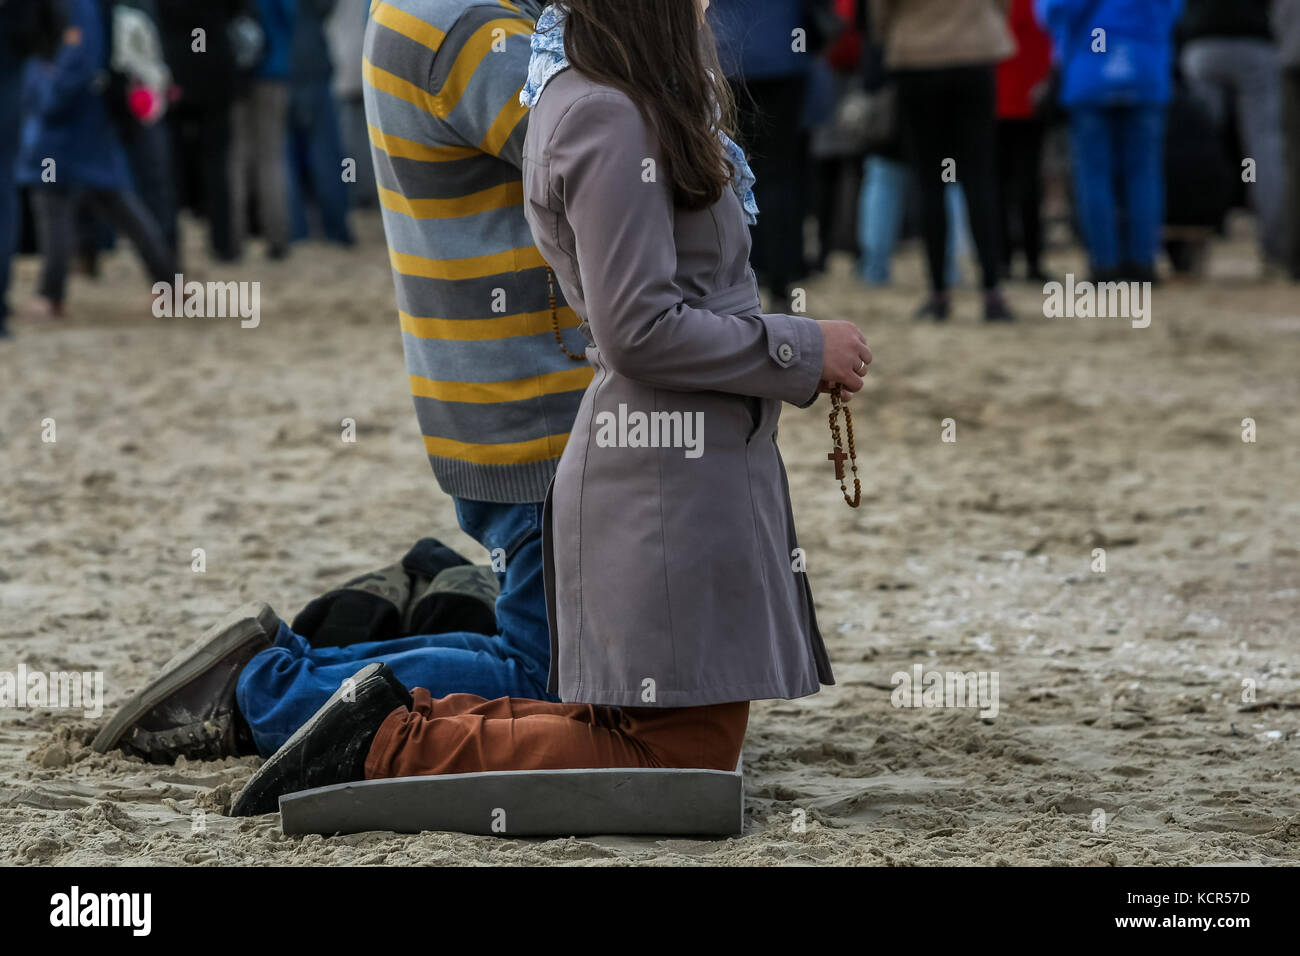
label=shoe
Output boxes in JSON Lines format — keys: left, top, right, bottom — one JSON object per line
{"left": 405, "top": 564, "right": 500, "bottom": 636}
{"left": 17, "top": 297, "right": 63, "bottom": 323}
{"left": 983, "top": 290, "right": 1016, "bottom": 323}
{"left": 91, "top": 602, "right": 280, "bottom": 762}
{"left": 230, "top": 663, "right": 413, "bottom": 817}
{"left": 914, "top": 293, "right": 950, "bottom": 322}
{"left": 291, "top": 538, "right": 472, "bottom": 647}
{"left": 1120, "top": 263, "right": 1158, "bottom": 286}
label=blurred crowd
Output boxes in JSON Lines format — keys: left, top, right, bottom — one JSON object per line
{"left": 718, "top": 0, "right": 1300, "bottom": 322}
{"left": 0, "top": 0, "right": 374, "bottom": 332}
{"left": 1, "top": 0, "right": 1299, "bottom": 337}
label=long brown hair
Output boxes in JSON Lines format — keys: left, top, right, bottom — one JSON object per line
{"left": 557, "top": 0, "right": 738, "bottom": 211}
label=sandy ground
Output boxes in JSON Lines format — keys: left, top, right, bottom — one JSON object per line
{"left": 1, "top": 212, "right": 1298, "bottom": 866}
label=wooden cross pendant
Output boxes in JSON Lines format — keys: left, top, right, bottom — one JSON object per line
{"left": 827, "top": 446, "right": 848, "bottom": 481}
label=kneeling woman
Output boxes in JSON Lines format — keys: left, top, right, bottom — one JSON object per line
{"left": 234, "top": 0, "right": 871, "bottom": 815}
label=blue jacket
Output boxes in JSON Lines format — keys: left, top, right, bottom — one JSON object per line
{"left": 257, "top": 0, "right": 296, "bottom": 80}
{"left": 1037, "top": 0, "right": 1183, "bottom": 107}
{"left": 711, "top": 0, "right": 810, "bottom": 80}
{"left": 17, "top": 0, "right": 132, "bottom": 191}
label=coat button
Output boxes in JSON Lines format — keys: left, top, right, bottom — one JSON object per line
{"left": 777, "top": 343, "right": 794, "bottom": 363}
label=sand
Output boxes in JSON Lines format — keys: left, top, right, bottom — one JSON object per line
{"left": 1, "top": 212, "right": 1298, "bottom": 866}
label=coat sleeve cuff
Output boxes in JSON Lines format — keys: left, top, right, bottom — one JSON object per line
{"left": 761, "top": 312, "right": 824, "bottom": 408}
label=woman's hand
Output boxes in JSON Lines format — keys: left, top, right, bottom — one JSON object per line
{"left": 817, "top": 320, "right": 872, "bottom": 396}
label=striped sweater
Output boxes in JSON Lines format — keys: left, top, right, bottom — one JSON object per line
{"left": 362, "top": 0, "right": 591, "bottom": 503}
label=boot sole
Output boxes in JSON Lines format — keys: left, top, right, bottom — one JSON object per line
{"left": 231, "top": 662, "right": 389, "bottom": 816}
{"left": 91, "top": 602, "right": 280, "bottom": 755}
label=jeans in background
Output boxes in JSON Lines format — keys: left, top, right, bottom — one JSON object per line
{"left": 336, "top": 93, "right": 377, "bottom": 208}
{"left": 236, "top": 498, "right": 555, "bottom": 755}
{"left": 1068, "top": 105, "right": 1167, "bottom": 272}
{"left": 858, "top": 155, "right": 966, "bottom": 287}
{"left": 288, "top": 77, "right": 354, "bottom": 244}
{"left": 0, "top": 55, "right": 23, "bottom": 331}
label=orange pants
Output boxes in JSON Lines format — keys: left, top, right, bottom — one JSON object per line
{"left": 364, "top": 689, "right": 749, "bottom": 779}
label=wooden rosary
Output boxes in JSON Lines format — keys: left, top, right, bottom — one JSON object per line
{"left": 827, "top": 384, "right": 861, "bottom": 508}
{"left": 552, "top": 264, "right": 860, "bottom": 507}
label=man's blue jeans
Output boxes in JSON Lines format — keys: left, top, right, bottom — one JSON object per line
{"left": 236, "top": 499, "right": 556, "bottom": 756}
{"left": 0, "top": 55, "right": 24, "bottom": 330}
{"left": 1068, "top": 105, "right": 1167, "bottom": 272}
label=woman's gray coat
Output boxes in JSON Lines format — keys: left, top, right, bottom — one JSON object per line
{"left": 522, "top": 68, "right": 835, "bottom": 708}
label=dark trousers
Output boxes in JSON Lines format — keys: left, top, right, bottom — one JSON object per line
{"left": 896, "top": 64, "right": 1003, "bottom": 292}
{"left": 0, "top": 56, "right": 23, "bottom": 328}
{"left": 734, "top": 74, "right": 810, "bottom": 299}
{"left": 30, "top": 186, "right": 176, "bottom": 306}
{"left": 170, "top": 103, "right": 237, "bottom": 260}
{"left": 995, "top": 117, "right": 1046, "bottom": 276}
{"left": 122, "top": 118, "right": 180, "bottom": 257}
{"left": 1284, "top": 67, "right": 1300, "bottom": 280}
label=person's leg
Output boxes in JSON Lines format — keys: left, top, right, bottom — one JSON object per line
{"left": 1018, "top": 118, "right": 1047, "bottom": 276}
{"left": 303, "top": 79, "right": 354, "bottom": 245}
{"left": 83, "top": 188, "right": 178, "bottom": 286}
{"left": 232, "top": 662, "right": 749, "bottom": 815}
{"left": 254, "top": 80, "right": 292, "bottom": 255}
{"left": 737, "top": 74, "right": 809, "bottom": 300}
{"left": 1284, "top": 67, "right": 1300, "bottom": 280}
{"left": 200, "top": 103, "right": 238, "bottom": 260}
{"left": 859, "top": 154, "right": 907, "bottom": 283}
{"left": 339, "top": 94, "right": 377, "bottom": 207}
{"left": 1067, "top": 106, "right": 1121, "bottom": 273}
{"left": 1180, "top": 41, "right": 1230, "bottom": 131}
{"left": 30, "top": 188, "right": 78, "bottom": 309}
{"left": 896, "top": 70, "right": 950, "bottom": 294}
{"left": 1229, "top": 40, "right": 1287, "bottom": 264}
{"left": 365, "top": 686, "right": 750, "bottom": 777}
{"left": 1116, "top": 104, "right": 1167, "bottom": 272}
{"left": 951, "top": 65, "right": 1004, "bottom": 291}
{"left": 236, "top": 500, "right": 554, "bottom": 755}
{"left": 228, "top": 93, "right": 252, "bottom": 254}
{"left": 123, "top": 118, "right": 179, "bottom": 257}
{"left": 0, "top": 59, "right": 22, "bottom": 331}
{"left": 943, "top": 182, "right": 969, "bottom": 287}
{"left": 995, "top": 118, "right": 1018, "bottom": 276}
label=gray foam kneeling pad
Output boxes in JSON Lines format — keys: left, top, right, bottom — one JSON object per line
{"left": 278, "top": 760, "right": 744, "bottom": 837}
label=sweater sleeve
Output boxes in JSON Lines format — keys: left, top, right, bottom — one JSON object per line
{"left": 431, "top": 3, "right": 534, "bottom": 169}
{"left": 545, "top": 90, "right": 824, "bottom": 405}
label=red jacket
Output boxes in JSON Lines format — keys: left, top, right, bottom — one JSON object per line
{"left": 996, "top": 0, "right": 1052, "bottom": 118}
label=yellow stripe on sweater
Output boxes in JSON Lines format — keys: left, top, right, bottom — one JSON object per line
{"left": 390, "top": 245, "right": 547, "bottom": 280}
{"left": 409, "top": 366, "right": 593, "bottom": 404}
{"left": 371, "top": 1, "right": 445, "bottom": 53}
{"left": 438, "top": 19, "right": 532, "bottom": 115}
{"left": 481, "top": 86, "right": 528, "bottom": 156}
{"left": 378, "top": 181, "right": 523, "bottom": 219}
{"left": 363, "top": 57, "right": 438, "bottom": 115}
{"left": 423, "top": 432, "right": 570, "bottom": 466}
{"left": 400, "top": 306, "right": 581, "bottom": 340}
{"left": 368, "top": 124, "right": 478, "bottom": 162}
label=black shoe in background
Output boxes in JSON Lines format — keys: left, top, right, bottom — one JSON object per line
{"left": 914, "top": 292, "right": 951, "bottom": 322}
{"left": 292, "top": 538, "right": 473, "bottom": 648}
{"left": 983, "top": 289, "right": 1016, "bottom": 323}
